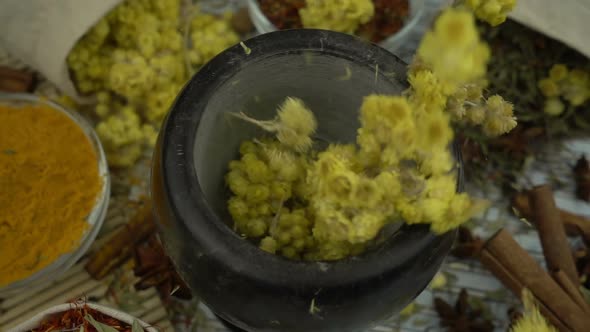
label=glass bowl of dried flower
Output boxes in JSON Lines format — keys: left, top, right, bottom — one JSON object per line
{"left": 0, "top": 93, "right": 110, "bottom": 298}
{"left": 247, "top": 0, "right": 425, "bottom": 54}
{"left": 153, "top": 29, "right": 461, "bottom": 332}
{"left": 11, "top": 302, "right": 156, "bottom": 331}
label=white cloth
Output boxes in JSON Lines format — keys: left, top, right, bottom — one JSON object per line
{"left": 508, "top": 0, "right": 590, "bottom": 59}
{"left": 0, "top": 0, "right": 121, "bottom": 98}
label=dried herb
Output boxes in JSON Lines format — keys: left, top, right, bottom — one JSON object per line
{"left": 258, "top": 0, "right": 409, "bottom": 43}
{"left": 258, "top": 0, "right": 305, "bottom": 30}
{"left": 573, "top": 155, "right": 590, "bottom": 202}
{"left": 133, "top": 235, "right": 192, "bottom": 300}
{"left": 461, "top": 20, "right": 590, "bottom": 191}
{"left": 357, "top": 0, "right": 409, "bottom": 43}
{"left": 434, "top": 289, "right": 494, "bottom": 332}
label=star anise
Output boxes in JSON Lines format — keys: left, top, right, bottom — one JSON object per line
{"left": 451, "top": 227, "right": 485, "bottom": 259}
{"left": 434, "top": 289, "right": 494, "bottom": 332}
{"left": 133, "top": 234, "right": 192, "bottom": 300}
{"left": 573, "top": 155, "right": 590, "bottom": 202}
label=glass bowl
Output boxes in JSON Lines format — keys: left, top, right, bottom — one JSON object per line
{"left": 0, "top": 93, "right": 110, "bottom": 298}
{"left": 247, "top": 0, "right": 425, "bottom": 53}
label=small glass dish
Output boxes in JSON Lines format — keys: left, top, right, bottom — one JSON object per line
{"left": 247, "top": 0, "right": 425, "bottom": 53}
{"left": 0, "top": 93, "right": 110, "bottom": 298}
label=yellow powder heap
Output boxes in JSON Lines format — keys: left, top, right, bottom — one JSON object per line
{"left": 0, "top": 101, "right": 101, "bottom": 287}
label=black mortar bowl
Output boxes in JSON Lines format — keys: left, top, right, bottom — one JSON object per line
{"left": 152, "top": 29, "right": 458, "bottom": 332}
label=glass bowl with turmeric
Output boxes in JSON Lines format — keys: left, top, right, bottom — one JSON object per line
{"left": 0, "top": 93, "right": 110, "bottom": 297}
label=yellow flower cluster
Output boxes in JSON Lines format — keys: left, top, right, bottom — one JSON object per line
{"left": 417, "top": 8, "right": 490, "bottom": 93}
{"left": 225, "top": 138, "right": 316, "bottom": 260}
{"left": 357, "top": 93, "right": 488, "bottom": 234}
{"left": 227, "top": 93, "right": 487, "bottom": 260}
{"left": 223, "top": 6, "right": 504, "bottom": 261}
{"left": 538, "top": 64, "right": 590, "bottom": 116}
{"left": 299, "top": 0, "right": 375, "bottom": 34}
{"left": 67, "top": 0, "right": 239, "bottom": 166}
{"left": 510, "top": 289, "right": 557, "bottom": 332}
{"left": 464, "top": 0, "right": 517, "bottom": 26}
{"left": 189, "top": 12, "right": 240, "bottom": 67}
{"left": 413, "top": 8, "right": 516, "bottom": 137}
{"left": 95, "top": 103, "right": 156, "bottom": 167}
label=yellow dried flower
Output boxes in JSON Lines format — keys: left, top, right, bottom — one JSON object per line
{"left": 299, "top": 0, "right": 375, "bottom": 34}
{"left": 416, "top": 110, "right": 454, "bottom": 150}
{"left": 465, "top": 105, "right": 486, "bottom": 124}
{"left": 466, "top": 0, "right": 517, "bottom": 26}
{"left": 347, "top": 212, "right": 386, "bottom": 244}
{"left": 231, "top": 97, "right": 318, "bottom": 152}
{"left": 549, "top": 64, "right": 568, "bottom": 81}
{"left": 432, "top": 193, "right": 489, "bottom": 234}
{"left": 396, "top": 198, "right": 423, "bottom": 224}
{"left": 482, "top": 95, "right": 517, "bottom": 136}
{"left": 543, "top": 98, "right": 565, "bottom": 116}
{"left": 418, "top": 8, "right": 490, "bottom": 90}
{"left": 510, "top": 289, "right": 557, "bottom": 332}
{"left": 538, "top": 78, "right": 560, "bottom": 97}
{"left": 408, "top": 69, "right": 449, "bottom": 113}
{"left": 561, "top": 69, "right": 590, "bottom": 106}
{"left": 276, "top": 97, "right": 318, "bottom": 151}
{"left": 358, "top": 95, "right": 417, "bottom": 164}
{"left": 419, "top": 150, "right": 454, "bottom": 176}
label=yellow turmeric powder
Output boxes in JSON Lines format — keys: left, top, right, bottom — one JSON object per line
{"left": 0, "top": 100, "right": 102, "bottom": 287}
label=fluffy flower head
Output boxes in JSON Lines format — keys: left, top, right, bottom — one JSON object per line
{"left": 299, "top": 0, "right": 375, "bottom": 34}
{"left": 418, "top": 9, "right": 490, "bottom": 90}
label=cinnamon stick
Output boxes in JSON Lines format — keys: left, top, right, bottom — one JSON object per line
{"left": 479, "top": 250, "right": 570, "bottom": 332}
{"left": 530, "top": 185, "right": 580, "bottom": 287}
{"left": 479, "top": 229, "right": 590, "bottom": 332}
{"left": 552, "top": 269, "right": 590, "bottom": 314}
{"left": 512, "top": 191, "right": 590, "bottom": 242}
{"left": 85, "top": 201, "right": 155, "bottom": 279}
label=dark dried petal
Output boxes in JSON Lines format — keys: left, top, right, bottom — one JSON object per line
{"left": 452, "top": 228, "right": 484, "bottom": 259}
{"left": 455, "top": 289, "right": 469, "bottom": 315}
{"left": 507, "top": 306, "right": 523, "bottom": 327}
{"left": 434, "top": 297, "right": 457, "bottom": 321}
{"left": 457, "top": 226, "right": 475, "bottom": 242}
{"left": 573, "top": 156, "right": 590, "bottom": 202}
{"left": 452, "top": 317, "right": 472, "bottom": 332}
{"left": 469, "top": 320, "right": 495, "bottom": 332}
